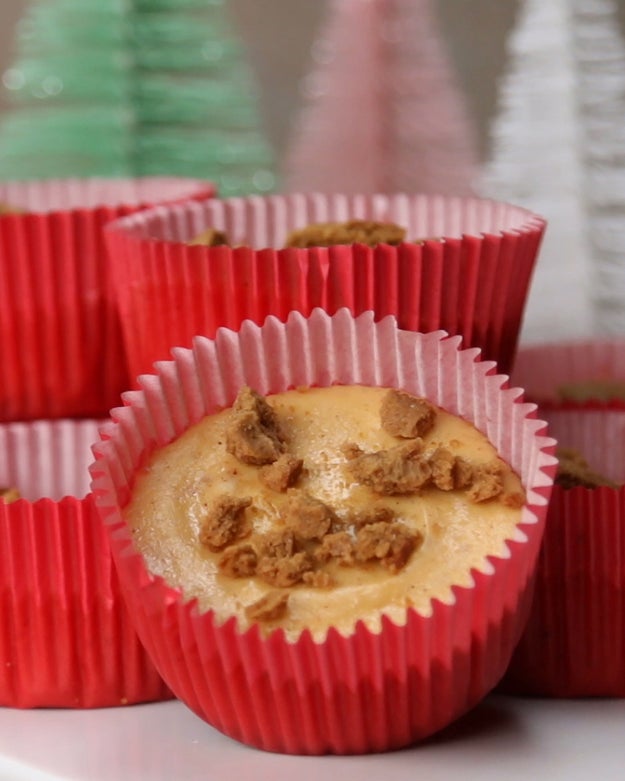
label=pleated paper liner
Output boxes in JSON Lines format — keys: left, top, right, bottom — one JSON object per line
{"left": 0, "top": 177, "right": 214, "bottom": 422}
{"left": 501, "top": 341, "right": 625, "bottom": 696}
{"left": 0, "top": 418, "right": 172, "bottom": 708}
{"left": 90, "top": 308, "right": 555, "bottom": 754}
{"left": 103, "top": 192, "right": 546, "bottom": 383}
{"left": 510, "top": 338, "right": 625, "bottom": 405}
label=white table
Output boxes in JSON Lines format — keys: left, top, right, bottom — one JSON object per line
{"left": 0, "top": 695, "right": 624, "bottom": 781}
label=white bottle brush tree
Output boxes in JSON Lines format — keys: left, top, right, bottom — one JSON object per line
{"left": 0, "top": 0, "right": 276, "bottom": 196}
{"left": 481, "top": 0, "right": 625, "bottom": 341}
{"left": 283, "top": 0, "right": 479, "bottom": 195}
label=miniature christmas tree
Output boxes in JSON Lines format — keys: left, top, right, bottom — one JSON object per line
{"left": 282, "top": 0, "right": 479, "bottom": 196}
{"left": 0, "top": 0, "right": 276, "bottom": 196}
{"left": 481, "top": 0, "right": 625, "bottom": 340}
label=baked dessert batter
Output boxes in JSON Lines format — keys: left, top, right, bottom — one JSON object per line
{"left": 125, "top": 385, "right": 525, "bottom": 639}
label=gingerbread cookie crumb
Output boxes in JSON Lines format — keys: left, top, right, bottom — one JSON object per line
{"left": 218, "top": 543, "right": 258, "bottom": 577}
{"left": 256, "top": 550, "right": 315, "bottom": 588}
{"left": 259, "top": 453, "right": 304, "bottom": 492}
{"left": 555, "top": 447, "right": 619, "bottom": 489}
{"left": 316, "top": 531, "right": 355, "bottom": 565}
{"left": 557, "top": 379, "right": 625, "bottom": 403}
{"left": 187, "top": 227, "right": 229, "bottom": 247}
{"left": 285, "top": 219, "right": 406, "bottom": 249}
{"left": 354, "top": 521, "right": 423, "bottom": 573}
{"left": 346, "top": 439, "right": 432, "bottom": 495}
{"left": 199, "top": 495, "right": 251, "bottom": 551}
{"left": 0, "top": 487, "right": 19, "bottom": 503}
{"left": 281, "top": 490, "right": 336, "bottom": 541}
{"left": 380, "top": 389, "right": 437, "bottom": 439}
{"left": 226, "top": 386, "right": 286, "bottom": 466}
{"left": 466, "top": 461, "right": 506, "bottom": 503}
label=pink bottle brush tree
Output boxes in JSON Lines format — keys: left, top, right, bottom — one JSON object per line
{"left": 283, "top": 0, "right": 479, "bottom": 195}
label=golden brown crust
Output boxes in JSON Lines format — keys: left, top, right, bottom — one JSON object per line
{"left": 285, "top": 219, "right": 406, "bottom": 248}
{"left": 555, "top": 447, "right": 619, "bottom": 489}
{"left": 187, "top": 227, "right": 230, "bottom": 247}
{"left": 198, "top": 495, "right": 251, "bottom": 551}
{"left": 380, "top": 389, "right": 437, "bottom": 439}
{"left": 225, "top": 386, "right": 286, "bottom": 466}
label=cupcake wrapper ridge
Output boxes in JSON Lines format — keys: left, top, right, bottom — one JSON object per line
{"left": 91, "top": 308, "right": 555, "bottom": 753}
{"left": 0, "top": 177, "right": 214, "bottom": 421}
{"left": 0, "top": 418, "right": 171, "bottom": 708}
{"left": 104, "top": 192, "right": 545, "bottom": 382}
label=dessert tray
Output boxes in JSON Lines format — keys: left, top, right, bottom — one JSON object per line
{"left": 0, "top": 695, "right": 623, "bottom": 780}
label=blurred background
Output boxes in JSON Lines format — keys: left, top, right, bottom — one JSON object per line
{"left": 0, "top": 0, "right": 523, "bottom": 162}
{"left": 1, "top": 0, "right": 625, "bottom": 343}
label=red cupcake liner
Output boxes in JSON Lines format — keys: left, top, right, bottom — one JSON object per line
{"left": 0, "top": 177, "right": 214, "bottom": 422}
{"left": 510, "top": 338, "right": 625, "bottom": 405}
{"left": 104, "top": 192, "right": 546, "bottom": 383}
{"left": 90, "top": 308, "right": 555, "bottom": 753}
{"left": 502, "top": 340, "right": 625, "bottom": 696}
{"left": 0, "top": 419, "right": 172, "bottom": 708}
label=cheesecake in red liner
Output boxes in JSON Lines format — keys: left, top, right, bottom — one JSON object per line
{"left": 0, "top": 176, "right": 214, "bottom": 422}
{"left": 502, "top": 340, "right": 625, "bottom": 696}
{"left": 103, "top": 192, "right": 546, "bottom": 382}
{"left": 90, "top": 308, "right": 555, "bottom": 753}
{"left": 0, "top": 418, "right": 171, "bottom": 708}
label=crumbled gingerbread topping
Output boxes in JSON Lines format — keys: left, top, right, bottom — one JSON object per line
{"left": 337, "top": 506, "right": 396, "bottom": 530}
{"left": 257, "top": 550, "right": 315, "bottom": 588}
{"left": 0, "top": 203, "right": 23, "bottom": 216}
{"left": 380, "top": 389, "right": 436, "bottom": 439}
{"left": 555, "top": 447, "right": 619, "bottom": 489}
{"left": 281, "top": 490, "right": 336, "bottom": 542}
{"left": 466, "top": 460, "right": 506, "bottom": 503}
{"left": 257, "top": 528, "right": 297, "bottom": 559}
{"left": 557, "top": 379, "right": 625, "bottom": 403}
{"left": 218, "top": 543, "right": 258, "bottom": 577}
{"left": 501, "top": 491, "right": 526, "bottom": 509}
{"left": 302, "top": 570, "right": 334, "bottom": 588}
{"left": 315, "top": 531, "right": 355, "bottom": 565}
{"left": 225, "top": 386, "right": 286, "bottom": 465}
{"left": 0, "top": 486, "right": 19, "bottom": 503}
{"left": 259, "top": 453, "right": 303, "bottom": 492}
{"left": 210, "top": 385, "right": 524, "bottom": 625}
{"left": 187, "top": 227, "right": 230, "bottom": 247}
{"left": 245, "top": 591, "right": 289, "bottom": 622}
{"left": 285, "top": 219, "right": 406, "bottom": 249}
{"left": 354, "top": 522, "right": 423, "bottom": 574}
{"left": 428, "top": 447, "right": 473, "bottom": 491}
{"left": 345, "top": 439, "right": 433, "bottom": 495}
{"left": 199, "top": 495, "right": 251, "bottom": 551}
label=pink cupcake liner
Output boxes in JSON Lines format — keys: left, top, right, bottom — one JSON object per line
{"left": 0, "top": 418, "right": 172, "bottom": 708}
{"left": 104, "top": 192, "right": 546, "bottom": 383}
{"left": 0, "top": 177, "right": 214, "bottom": 422}
{"left": 90, "top": 308, "right": 555, "bottom": 754}
{"left": 502, "top": 340, "right": 625, "bottom": 696}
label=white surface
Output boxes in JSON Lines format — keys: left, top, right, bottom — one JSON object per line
{"left": 0, "top": 695, "right": 624, "bottom": 781}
